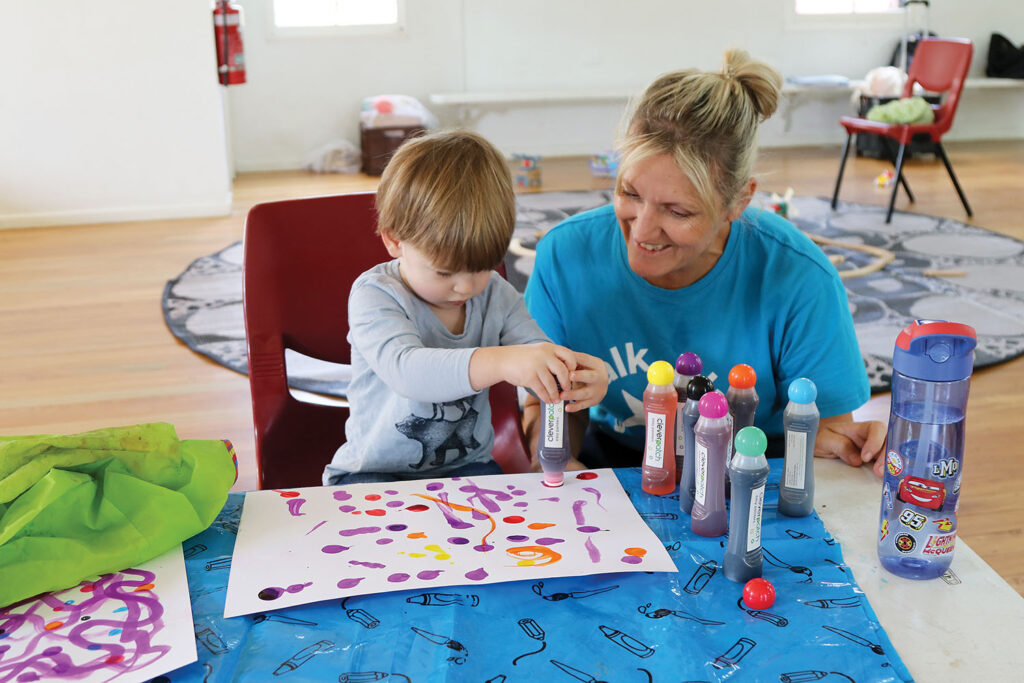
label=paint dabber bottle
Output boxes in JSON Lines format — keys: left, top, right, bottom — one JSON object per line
{"left": 724, "top": 426, "right": 769, "bottom": 583}
{"left": 726, "top": 363, "right": 759, "bottom": 498}
{"left": 641, "top": 360, "right": 678, "bottom": 495}
{"left": 691, "top": 390, "right": 731, "bottom": 537}
{"left": 538, "top": 396, "right": 572, "bottom": 487}
{"left": 680, "top": 375, "right": 714, "bottom": 515}
{"left": 779, "top": 378, "right": 819, "bottom": 518}
{"left": 673, "top": 352, "right": 703, "bottom": 484}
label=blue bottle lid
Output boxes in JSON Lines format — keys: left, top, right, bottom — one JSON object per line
{"left": 893, "top": 319, "right": 977, "bottom": 382}
{"left": 787, "top": 378, "right": 817, "bottom": 404}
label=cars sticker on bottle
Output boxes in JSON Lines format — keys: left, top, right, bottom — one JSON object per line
{"left": 898, "top": 509, "right": 927, "bottom": 531}
{"left": 895, "top": 533, "right": 916, "bottom": 553}
{"left": 886, "top": 450, "right": 903, "bottom": 477}
{"left": 897, "top": 475, "right": 946, "bottom": 511}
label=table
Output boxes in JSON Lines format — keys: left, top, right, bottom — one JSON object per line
{"left": 160, "top": 464, "right": 1023, "bottom": 682}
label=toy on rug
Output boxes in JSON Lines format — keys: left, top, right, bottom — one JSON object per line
{"left": 876, "top": 169, "right": 895, "bottom": 188}
{"left": 513, "top": 154, "right": 542, "bottom": 189}
{"left": 588, "top": 151, "right": 619, "bottom": 178}
{"left": 768, "top": 188, "right": 795, "bottom": 219}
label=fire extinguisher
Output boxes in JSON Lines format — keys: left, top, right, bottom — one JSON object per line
{"left": 213, "top": 1, "right": 246, "bottom": 85}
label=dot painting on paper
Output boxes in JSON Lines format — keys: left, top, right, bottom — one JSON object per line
{"left": 224, "top": 469, "right": 678, "bottom": 618}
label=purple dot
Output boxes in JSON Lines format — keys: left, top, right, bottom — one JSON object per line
{"left": 286, "top": 583, "right": 311, "bottom": 594}
{"left": 426, "top": 482, "right": 444, "bottom": 491}
{"left": 321, "top": 545, "right": 349, "bottom": 554}
{"left": 386, "top": 500, "right": 404, "bottom": 508}
{"left": 339, "top": 505, "right": 356, "bottom": 512}
{"left": 514, "top": 501, "right": 529, "bottom": 507}
{"left": 387, "top": 573, "right": 411, "bottom": 583}
{"left": 621, "top": 556, "right": 643, "bottom": 565}
{"left": 448, "top": 537, "right": 470, "bottom": 545}
{"left": 385, "top": 490, "right": 399, "bottom": 495}
{"left": 333, "top": 490, "right": 352, "bottom": 501}
{"left": 473, "top": 544, "right": 495, "bottom": 552}
{"left": 512, "top": 489, "right": 527, "bottom": 496}
{"left": 376, "top": 538, "right": 394, "bottom": 545}
{"left": 258, "top": 587, "right": 282, "bottom": 600}
{"left": 417, "top": 570, "right": 443, "bottom": 580}
{"left": 465, "top": 568, "right": 489, "bottom": 581}
{"left": 577, "top": 526, "right": 601, "bottom": 533}
{"left": 506, "top": 535, "right": 529, "bottom": 542}
{"left": 17, "top": 673, "right": 40, "bottom": 682}
{"left": 507, "top": 485, "right": 517, "bottom": 490}
{"left": 536, "top": 537, "right": 565, "bottom": 545}
{"left": 337, "top": 577, "right": 364, "bottom": 589}
{"left": 386, "top": 523, "right": 408, "bottom": 531}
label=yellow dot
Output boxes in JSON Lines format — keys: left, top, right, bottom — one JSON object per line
{"left": 409, "top": 553, "right": 426, "bottom": 558}
{"left": 517, "top": 560, "right": 535, "bottom": 567}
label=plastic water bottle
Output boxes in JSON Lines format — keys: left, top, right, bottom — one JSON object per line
{"left": 691, "top": 391, "right": 731, "bottom": 537}
{"left": 725, "top": 364, "right": 758, "bottom": 497}
{"left": 724, "top": 426, "right": 769, "bottom": 583}
{"left": 878, "top": 320, "right": 977, "bottom": 580}
{"left": 641, "top": 360, "right": 677, "bottom": 495}
{"left": 673, "top": 352, "right": 702, "bottom": 483}
{"left": 538, "top": 399, "right": 571, "bottom": 488}
{"left": 779, "top": 378, "right": 819, "bottom": 518}
{"left": 679, "top": 375, "right": 714, "bottom": 515}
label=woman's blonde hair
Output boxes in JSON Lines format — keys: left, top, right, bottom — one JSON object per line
{"left": 617, "top": 48, "right": 782, "bottom": 220}
{"left": 376, "top": 130, "right": 515, "bottom": 272}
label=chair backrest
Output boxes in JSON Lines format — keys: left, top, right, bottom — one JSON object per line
{"left": 902, "top": 38, "right": 973, "bottom": 136}
{"left": 243, "top": 192, "right": 531, "bottom": 490}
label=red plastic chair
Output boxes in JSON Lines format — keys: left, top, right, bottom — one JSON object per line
{"left": 831, "top": 38, "right": 974, "bottom": 224}
{"left": 243, "top": 192, "right": 532, "bottom": 490}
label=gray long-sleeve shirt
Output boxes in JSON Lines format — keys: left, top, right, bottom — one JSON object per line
{"left": 323, "top": 260, "right": 548, "bottom": 483}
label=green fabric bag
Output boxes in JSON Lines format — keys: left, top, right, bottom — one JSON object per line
{"left": 866, "top": 96, "right": 936, "bottom": 125}
{"left": 0, "top": 422, "right": 236, "bottom": 608}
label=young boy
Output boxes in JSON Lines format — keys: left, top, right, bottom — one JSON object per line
{"left": 323, "top": 130, "right": 608, "bottom": 485}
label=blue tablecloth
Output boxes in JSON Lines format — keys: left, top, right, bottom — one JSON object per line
{"left": 158, "top": 469, "right": 912, "bottom": 682}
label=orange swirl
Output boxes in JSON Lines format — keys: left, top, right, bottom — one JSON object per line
{"left": 507, "top": 545, "right": 562, "bottom": 567}
{"left": 412, "top": 493, "right": 497, "bottom": 547}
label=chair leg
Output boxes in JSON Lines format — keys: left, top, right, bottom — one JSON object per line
{"left": 935, "top": 142, "right": 973, "bottom": 217}
{"left": 886, "top": 143, "right": 908, "bottom": 224}
{"left": 831, "top": 133, "right": 852, "bottom": 210}
{"left": 880, "top": 137, "right": 915, "bottom": 203}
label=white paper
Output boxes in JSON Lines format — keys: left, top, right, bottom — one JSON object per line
{"left": 0, "top": 546, "right": 197, "bottom": 683}
{"left": 225, "top": 469, "right": 677, "bottom": 617}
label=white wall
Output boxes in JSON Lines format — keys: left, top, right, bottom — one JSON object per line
{"left": 0, "top": 1, "right": 231, "bottom": 229}
{"left": 231, "top": 0, "right": 1024, "bottom": 166}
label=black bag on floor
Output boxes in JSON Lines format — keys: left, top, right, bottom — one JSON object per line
{"left": 986, "top": 32, "right": 1024, "bottom": 78}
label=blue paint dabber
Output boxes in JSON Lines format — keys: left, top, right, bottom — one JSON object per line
{"left": 822, "top": 625, "right": 885, "bottom": 655}
{"left": 272, "top": 640, "right": 334, "bottom": 676}
{"left": 550, "top": 659, "right": 609, "bottom": 683}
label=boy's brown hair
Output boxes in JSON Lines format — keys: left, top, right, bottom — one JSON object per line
{"left": 376, "top": 130, "right": 515, "bottom": 273}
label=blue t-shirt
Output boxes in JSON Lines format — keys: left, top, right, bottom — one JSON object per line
{"left": 524, "top": 204, "right": 869, "bottom": 452}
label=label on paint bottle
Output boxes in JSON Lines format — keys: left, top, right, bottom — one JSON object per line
{"left": 645, "top": 412, "right": 667, "bottom": 468}
{"left": 784, "top": 430, "right": 807, "bottom": 489}
{"left": 747, "top": 485, "right": 765, "bottom": 552}
{"left": 543, "top": 401, "right": 564, "bottom": 449}
{"left": 694, "top": 442, "right": 709, "bottom": 506}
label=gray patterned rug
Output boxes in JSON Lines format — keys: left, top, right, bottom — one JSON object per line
{"left": 163, "top": 192, "right": 1024, "bottom": 396}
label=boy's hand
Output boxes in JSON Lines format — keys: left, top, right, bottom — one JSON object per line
{"left": 471, "top": 343, "right": 576, "bottom": 404}
{"left": 560, "top": 352, "right": 609, "bottom": 412}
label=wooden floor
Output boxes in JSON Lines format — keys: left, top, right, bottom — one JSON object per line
{"left": 2, "top": 141, "right": 1022, "bottom": 596}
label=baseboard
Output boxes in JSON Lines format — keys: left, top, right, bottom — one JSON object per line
{"left": 0, "top": 195, "right": 234, "bottom": 230}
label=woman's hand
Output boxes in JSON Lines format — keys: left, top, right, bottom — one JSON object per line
{"left": 814, "top": 413, "right": 887, "bottom": 477}
{"left": 560, "top": 352, "right": 609, "bottom": 412}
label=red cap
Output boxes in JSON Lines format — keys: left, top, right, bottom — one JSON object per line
{"left": 728, "top": 364, "right": 757, "bottom": 389}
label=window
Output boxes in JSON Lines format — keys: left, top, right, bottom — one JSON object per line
{"left": 795, "top": 0, "right": 899, "bottom": 14}
{"left": 272, "top": 0, "right": 402, "bottom": 32}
